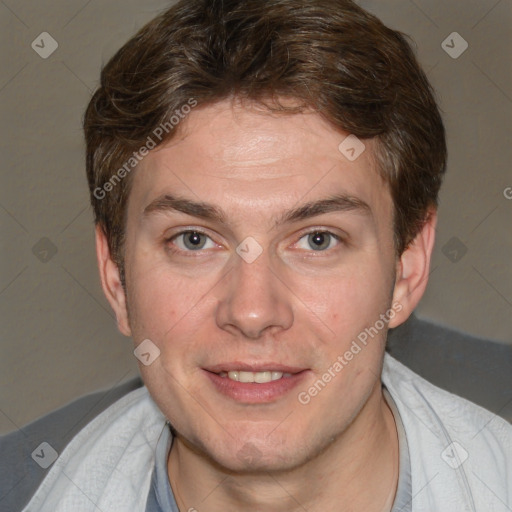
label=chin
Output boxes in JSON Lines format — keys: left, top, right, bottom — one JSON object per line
{"left": 198, "top": 431, "right": 311, "bottom": 474}
{"left": 215, "top": 448, "right": 298, "bottom": 474}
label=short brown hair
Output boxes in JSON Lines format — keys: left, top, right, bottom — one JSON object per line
{"left": 84, "top": 0, "right": 446, "bottom": 285}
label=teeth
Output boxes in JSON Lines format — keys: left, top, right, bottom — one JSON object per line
{"left": 239, "top": 371, "right": 256, "bottom": 383}
{"left": 255, "top": 371, "right": 272, "bottom": 383}
{"left": 222, "top": 370, "right": 290, "bottom": 383}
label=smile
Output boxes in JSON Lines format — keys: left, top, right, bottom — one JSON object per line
{"left": 218, "top": 370, "right": 293, "bottom": 383}
{"left": 204, "top": 364, "right": 310, "bottom": 403}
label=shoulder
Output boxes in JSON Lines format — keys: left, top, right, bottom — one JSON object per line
{"left": 0, "top": 377, "right": 144, "bottom": 512}
{"left": 387, "top": 314, "right": 512, "bottom": 422}
{"left": 383, "top": 353, "right": 512, "bottom": 509}
{"left": 383, "top": 352, "right": 512, "bottom": 441}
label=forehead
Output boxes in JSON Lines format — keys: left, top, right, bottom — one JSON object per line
{"left": 128, "top": 99, "right": 392, "bottom": 226}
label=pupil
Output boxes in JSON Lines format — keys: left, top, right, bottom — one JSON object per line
{"left": 310, "top": 232, "right": 329, "bottom": 250}
{"left": 185, "top": 231, "right": 204, "bottom": 249}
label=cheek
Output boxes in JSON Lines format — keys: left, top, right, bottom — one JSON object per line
{"left": 309, "top": 261, "right": 393, "bottom": 334}
{"left": 125, "top": 254, "right": 211, "bottom": 343}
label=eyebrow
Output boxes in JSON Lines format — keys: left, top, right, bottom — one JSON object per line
{"left": 142, "top": 193, "right": 372, "bottom": 229}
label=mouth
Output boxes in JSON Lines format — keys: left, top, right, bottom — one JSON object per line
{"left": 203, "top": 363, "right": 310, "bottom": 403}
{"left": 218, "top": 370, "right": 293, "bottom": 383}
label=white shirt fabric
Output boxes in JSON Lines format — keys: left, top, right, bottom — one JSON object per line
{"left": 20, "top": 354, "right": 512, "bottom": 512}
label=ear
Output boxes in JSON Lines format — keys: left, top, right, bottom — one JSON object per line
{"left": 95, "top": 224, "right": 132, "bottom": 336}
{"left": 388, "top": 210, "right": 437, "bottom": 328}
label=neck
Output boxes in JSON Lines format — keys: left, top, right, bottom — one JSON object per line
{"left": 167, "top": 384, "right": 399, "bottom": 512}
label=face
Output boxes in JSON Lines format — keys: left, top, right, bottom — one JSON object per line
{"left": 107, "top": 98, "right": 416, "bottom": 472}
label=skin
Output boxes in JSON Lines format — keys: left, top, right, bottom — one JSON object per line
{"left": 96, "top": 97, "right": 437, "bottom": 511}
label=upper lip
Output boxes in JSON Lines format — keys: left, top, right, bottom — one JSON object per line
{"left": 205, "top": 362, "right": 307, "bottom": 374}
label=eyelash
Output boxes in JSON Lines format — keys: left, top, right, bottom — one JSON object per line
{"left": 164, "top": 228, "right": 345, "bottom": 256}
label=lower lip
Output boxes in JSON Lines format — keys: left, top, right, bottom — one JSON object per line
{"left": 203, "top": 370, "right": 310, "bottom": 404}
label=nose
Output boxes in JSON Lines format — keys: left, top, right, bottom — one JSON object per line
{"left": 215, "top": 247, "right": 294, "bottom": 340}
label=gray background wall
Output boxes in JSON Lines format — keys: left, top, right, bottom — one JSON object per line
{"left": 1, "top": 0, "right": 511, "bottom": 435}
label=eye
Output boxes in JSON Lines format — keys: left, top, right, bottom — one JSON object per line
{"left": 295, "top": 231, "right": 341, "bottom": 252}
{"left": 168, "top": 230, "right": 217, "bottom": 252}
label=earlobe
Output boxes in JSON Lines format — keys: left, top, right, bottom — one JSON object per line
{"left": 95, "top": 225, "right": 132, "bottom": 337}
{"left": 388, "top": 210, "right": 437, "bottom": 328}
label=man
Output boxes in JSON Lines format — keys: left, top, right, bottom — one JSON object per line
{"left": 6, "top": 0, "right": 512, "bottom": 510}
